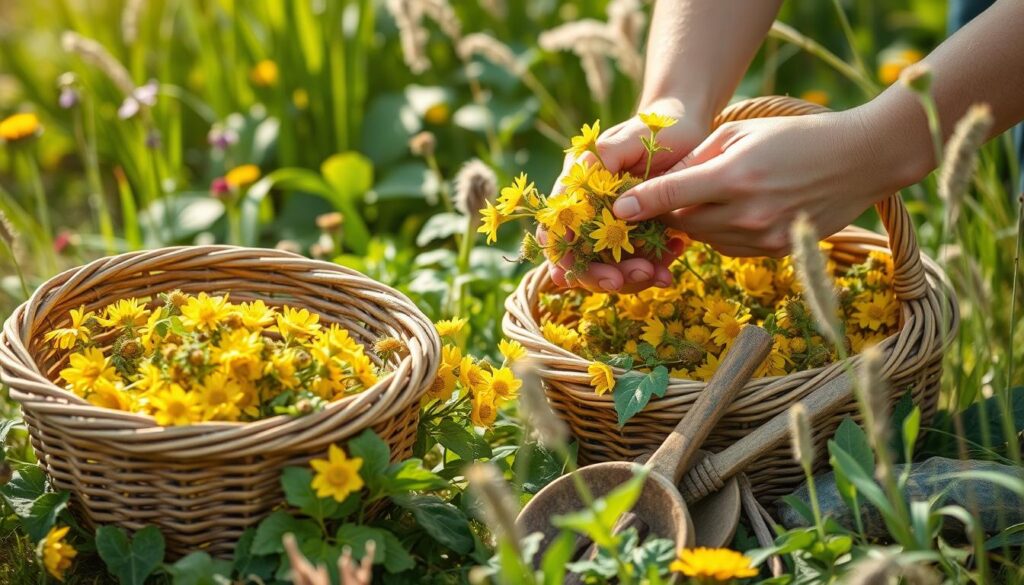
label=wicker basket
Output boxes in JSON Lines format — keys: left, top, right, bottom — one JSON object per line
{"left": 503, "top": 96, "right": 958, "bottom": 501}
{"left": 0, "top": 246, "right": 440, "bottom": 557}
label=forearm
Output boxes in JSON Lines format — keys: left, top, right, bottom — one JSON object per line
{"left": 859, "top": 0, "right": 1024, "bottom": 188}
{"left": 639, "top": 0, "right": 783, "bottom": 126}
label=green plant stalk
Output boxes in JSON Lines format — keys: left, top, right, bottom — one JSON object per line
{"left": 75, "top": 99, "right": 116, "bottom": 255}
{"left": 0, "top": 238, "right": 30, "bottom": 299}
{"left": 829, "top": 0, "right": 870, "bottom": 82}
{"left": 19, "top": 150, "right": 56, "bottom": 275}
{"left": 643, "top": 134, "right": 656, "bottom": 181}
{"left": 454, "top": 213, "right": 480, "bottom": 317}
{"left": 802, "top": 463, "right": 827, "bottom": 541}
{"left": 520, "top": 71, "right": 575, "bottom": 137}
{"left": 768, "top": 21, "right": 879, "bottom": 98}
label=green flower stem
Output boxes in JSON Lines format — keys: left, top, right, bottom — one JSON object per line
{"left": 829, "top": 0, "right": 870, "bottom": 83}
{"left": 0, "top": 238, "right": 30, "bottom": 299}
{"left": 75, "top": 98, "right": 117, "bottom": 255}
{"left": 19, "top": 150, "right": 56, "bottom": 275}
{"left": 426, "top": 152, "right": 453, "bottom": 213}
{"left": 453, "top": 212, "right": 480, "bottom": 317}
{"left": 643, "top": 133, "right": 656, "bottom": 181}
{"left": 769, "top": 21, "right": 879, "bottom": 99}
{"left": 226, "top": 194, "right": 243, "bottom": 246}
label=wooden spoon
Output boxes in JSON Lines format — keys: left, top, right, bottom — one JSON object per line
{"left": 515, "top": 326, "right": 773, "bottom": 563}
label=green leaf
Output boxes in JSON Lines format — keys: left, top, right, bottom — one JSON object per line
{"left": 321, "top": 152, "right": 373, "bottom": 207}
{"left": 377, "top": 529, "right": 416, "bottom": 573}
{"left": 139, "top": 194, "right": 224, "bottom": 244}
{"left": 605, "top": 354, "right": 634, "bottom": 369}
{"left": 902, "top": 406, "right": 922, "bottom": 463}
{"left": 416, "top": 212, "right": 465, "bottom": 247}
{"left": 515, "top": 441, "right": 565, "bottom": 494}
{"left": 394, "top": 494, "right": 474, "bottom": 554}
{"left": 335, "top": 524, "right": 414, "bottom": 572}
{"left": 828, "top": 443, "right": 895, "bottom": 519}
{"left": 0, "top": 466, "right": 46, "bottom": 517}
{"left": 251, "top": 511, "right": 320, "bottom": 556}
{"left": 348, "top": 429, "right": 391, "bottom": 485}
{"left": 24, "top": 491, "right": 69, "bottom": 542}
{"left": 165, "top": 552, "right": 233, "bottom": 585}
{"left": 96, "top": 525, "right": 166, "bottom": 585}
{"left": 435, "top": 420, "right": 492, "bottom": 462}
{"left": 552, "top": 466, "right": 648, "bottom": 548}
{"left": 381, "top": 459, "right": 448, "bottom": 493}
{"left": 985, "top": 522, "right": 1024, "bottom": 551}
{"left": 281, "top": 467, "right": 339, "bottom": 521}
{"left": 371, "top": 162, "right": 439, "bottom": 202}
{"left": 540, "top": 531, "right": 575, "bottom": 585}
{"left": 831, "top": 417, "right": 874, "bottom": 477}
{"left": 232, "top": 528, "right": 278, "bottom": 582}
{"left": 613, "top": 366, "right": 669, "bottom": 426}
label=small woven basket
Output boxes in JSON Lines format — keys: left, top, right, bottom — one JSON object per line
{"left": 503, "top": 96, "right": 958, "bottom": 501}
{"left": 0, "top": 246, "right": 440, "bottom": 557}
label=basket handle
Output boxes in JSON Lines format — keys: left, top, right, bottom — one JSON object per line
{"left": 711, "top": 96, "right": 928, "bottom": 301}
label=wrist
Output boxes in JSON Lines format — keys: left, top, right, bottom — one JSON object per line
{"left": 853, "top": 88, "right": 937, "bottom": 191}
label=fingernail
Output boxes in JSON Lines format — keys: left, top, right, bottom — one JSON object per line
{"left": 627, "top": 269, "right": 652, "bottom": 283}
{"left": 613, "top": 196, "right": 640, "bottom": 218}
{"left": 655, "top": 276, "right": 672, "bottom": 288}
{"left": 599, "top": 279, "right": 621, "bottom": 291}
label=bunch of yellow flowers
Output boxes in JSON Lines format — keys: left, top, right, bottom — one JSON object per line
{"left": 427, "top": 318, "right": 525, "bottom": 428}
{"left": 45, "top": 291, "right": 385, "bottom": 426}
{"left": 479, "top": 114, "right": 680, "bottom": 275}
{"left": 541, "top": 244, "right": 900, "bottom": 388}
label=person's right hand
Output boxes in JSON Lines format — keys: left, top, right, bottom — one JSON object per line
{"left": 544, "top": 97, "right": 710, "bottom": 293}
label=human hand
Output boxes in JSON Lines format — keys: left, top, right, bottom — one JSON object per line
{"left": 544, "top": 97, "right": 710, "bottom": 293}
{"left": 610, "top": 108, "right": 916, "bottom": 257}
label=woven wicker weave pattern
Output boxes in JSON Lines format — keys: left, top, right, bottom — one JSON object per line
{"left": 0, "top": 246, "right": 440, "bottom": 557}
{"left": 502, "top": 96, "right": 958, "bottom": 501}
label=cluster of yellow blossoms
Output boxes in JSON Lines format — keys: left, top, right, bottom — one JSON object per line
{"left": 479, "top": 114, "right": 679, "bottom": 275}
{"left": 46, "top": 291, "right": 385, "bottom": 425}
{"left": 541, "top": 244, "right": 900, "bottom": 387}
{"left": 427, "top": 318, "right": 525, "bottom": 428}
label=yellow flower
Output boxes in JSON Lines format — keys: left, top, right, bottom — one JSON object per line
{"left": 638, "top": 112, "right": 677, "bottom": 134}
{"left": 98, "top": 298, "right": 150, "bottom": 329}
{"left": 424, "top": 102, "right": 449, "bottom": 125}
{"left": 878, "top": 47, "right": 924, "bottom": 85}
{"left": 59, "top": 348, "right": 119, "bottom": 394}
{"left": 670, "top": 547, "right": 758, "bottom": 581}
{"left": 148, "top": 383, "right": 202, "bottom": 426}
{"left": 225, "top": 164, "right": 261, "bottom": 190}
{"left": 736, "top": 264, "right": 775, "bottom": 302}
{"left": 588, "top": 362, "right": 615, "bottom": 395}
{"left": 275, "top": 306, "right": 322, "bottom": 340}
{"left": 536, "top": 191, "right": 594, "bottom": 238}
{"left": 237, "top": 300, "right": 277, "bottom": 330}
{"left": 589, "top": 208, "right": 635, "bottom": 263}
{"left": 541, "top": 322, "right": 579, "bottom": 351}
{"left": 694, "top": 352, "right": 721, "bottom": 382}
{"left": 86, "top": 379, "right": 133, "bottom": 411}
{"left": 213, "top": 328, "right": 265, "bottom": 381}
{"left": 44, "top": 306, "right": 93, "bottom": 349}
{"left": 459, "top": 356, "right": 487, "bottom": 390}
{"left": 478, "top": 201, "right": 505, "bottom": 244}
{"left": 497, "top": 173, "right": 535, "bottom": 214}
{"left": 426, "top": 363, "right": 459, "bottom": 402}
{"left": 704, "top": 301, "right": 751, "bottom": 349}
{"left": 498, "top": 339, "right": 526, "bottom": 364}
{"left": 799, "top": 89, "right": 830, "bottom": 107}
{"left": 197, "top": 371, "right": 245, "bottom": 421}
{"left": 293, "top": 88, "right": 310, "bottom": 110}
{"left": 250, "top": 59, "right": 279, "bottom": 87}
{"left": 442, "top": 344, "right": 463, "bottom": 369}
{"left": 587, "top": 168, "right": 625, "bottom": 197}
{"left": 480, "top": 367, "right": 522, "bottom": 402}
{"left": 180, "top": 293, "right": 232, "bottom": 332}
{"left": 851, "top": 292, "right": 899, "bottom": 331}
{"left": 41, "top": 525, "right": 77, "bottom": 581}
{"left": 435, "top": 317, "right": 468, "bottom": 338}
{"left": 564, "top": 120, "right": 600, "bottom": 158}
{"left": 560, "top": 161, "right": 594, "bottom": 196}
{"left": 641, "top": 318, "right": 665, "bottom": 347}
{"left": 0, "top": 112, "right": 42, "bottom": 143}
{"left": 470, "top": 388, "right": 498, "bottom": 427}
{"left": 310, "top": 444, "right": 365, "bottom": 502}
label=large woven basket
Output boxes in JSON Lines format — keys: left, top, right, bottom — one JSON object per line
{"left": 503, "top": 96, "right": 958, "bottom": 501}
{"left": 0, "top": 246, "right": 440, "bottom": 557}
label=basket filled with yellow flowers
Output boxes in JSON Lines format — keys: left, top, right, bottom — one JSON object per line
{"left": 0, "top": 246, "right": 439, "bottom": 556}
{"left": 499, "top": 96, "right": 957, "bottom": 500}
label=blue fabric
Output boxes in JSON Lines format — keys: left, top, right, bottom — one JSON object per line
{"left": 949, "top": 0, "right": 1024, "bottom": 193}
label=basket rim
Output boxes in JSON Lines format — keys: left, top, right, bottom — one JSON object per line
{"left": 0, "top": 245, "right": 440, "bottom": 436}
{"left": 502, "top": 226, "right": 958, "bottom": 404}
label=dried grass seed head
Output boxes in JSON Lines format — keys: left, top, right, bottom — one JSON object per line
{"left": 453, "top": 158, "right": 497, "bottom": 217}
{"left": 789, "top": 402, "right": 815, "bottom": 469}
{"left": 790, "top": 212, "right": 843, "bottom": 346}
{"left": 466, "top": 463, "right": 521, "bottom": 544}
{"left": 938, "top": 103, "right": 994, "bottom": 225}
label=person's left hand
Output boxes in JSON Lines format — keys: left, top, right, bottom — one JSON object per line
{"left": 610, "top": 108, "right": 920, "bottom": 257}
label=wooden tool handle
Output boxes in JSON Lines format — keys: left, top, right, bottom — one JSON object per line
{"left": 647, "top": 326, "right": 772, "bottom": 484}
{"left": 689, "top": 373, "right": 855, "bottom": 497}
